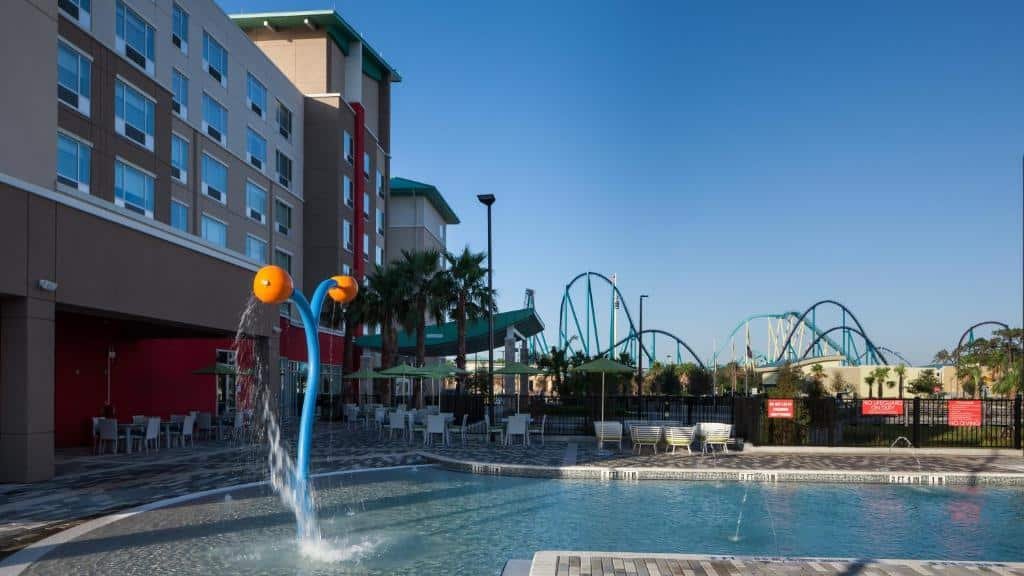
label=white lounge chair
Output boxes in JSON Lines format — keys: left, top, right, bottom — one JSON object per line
{"left": 631, "top": 425, "right": 662, "bottom": 455}
{"left": 701, "top": 423, "right": 732, "bottom": 455}
{"left": 425, "top": 414, "right": 447, "bottom": 446}
{"left": 528, "top": 414, "right": 547, "bottom": 446}
{"left": 664, "top": 426, "right": 696, "bottom": 454}
{"left": 594, "top": 421, "right": 623, "bottom": 452}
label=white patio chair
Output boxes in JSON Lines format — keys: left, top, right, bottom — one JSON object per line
{"left": 701, "top": 423, "right": 732, "bottom": 456}
{"left": 132, "top": 415, "right": 148, "bottom": 425}
{"left": 425, "top": 414, "right": 448, "bottom": 446}
{"left": 594, "top": 421, "right": 623, "bottom": 452}
{"left": 345, "top": 405, "right": 361, "bottom": 431}
{"left": 664, "top": 426, "right": 696, "bottom": 454}
{"left": 98, "top": 418, "right": 120, "bottom": 454}
{"left": 196, "top": 412, "right": 213, "bottom": 441}
{"left": 484, "top": 414, "right": 504, "bottom": 445}
{"left": 92, "top": 417, "right": 104, "bottom": 454}
{"left": 448, "top": 414, "right": 469, "bottom": 445}
{"left": 505, "top": 415, "right": 528, "bottom": 446}
{"left": 631, "top": 425, "right": 662, "bottom": 455}
{"left": 180, "top": 414, "right": 195, "bottom": 448}
{"left": 374, "top": 407, "right": 387, "bottom": 437}
{"left": 528, "top": 414, "right": 547, "bottom": 446}
{"left": 408, "top": 411, "right": 426, "bottom": 444}
{"left": 386, "top": 411, "right": 407, "bottom": 441}
{"left": 142, "top": 417, "right": 160, "bottom": 453}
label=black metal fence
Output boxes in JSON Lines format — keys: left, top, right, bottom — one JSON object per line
{"left": 437, "top": 393, "right": 1023, "bottom": 449}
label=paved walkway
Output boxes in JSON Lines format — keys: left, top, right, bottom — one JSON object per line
{"left": 531, "top": 552, "right": 1024, "bottom": 576}
{"left": 1, "top": 424, "right": 1022, "bottom": 562}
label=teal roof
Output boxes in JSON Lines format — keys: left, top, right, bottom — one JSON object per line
{"left": 230, "top": 10, "right": 401, "bottom": 82}
{"left": 355, "top": 308, "right": 544, "bottom": 357}
{"left": 390, "top": 177, "right": 460, "bottom": 224}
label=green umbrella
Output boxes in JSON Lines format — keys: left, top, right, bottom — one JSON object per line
{"left": 192, "top": 363, "right": 251, "bottom": 376}
{"left": 570, "top": 357, "right": 634, "bottom": 424}
{"left": 495, "top": 362, "right": 546, "bottom": 413}
{"left": 344, "top": 367, "right": 386, "bottom": 380}
{"left": 378, "top": 363, "right": 433, "bottom": 377}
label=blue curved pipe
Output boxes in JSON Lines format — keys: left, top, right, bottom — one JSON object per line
{"left": 289, "top": 278, "right": 338, "bottom": 532}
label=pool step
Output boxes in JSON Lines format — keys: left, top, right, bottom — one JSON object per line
{"left": 502, "top": 558, "right": 531, "bottom": 576}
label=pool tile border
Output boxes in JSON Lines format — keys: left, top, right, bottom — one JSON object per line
{"left": 418, "top": 452, "right": 1024, "bottom": 486}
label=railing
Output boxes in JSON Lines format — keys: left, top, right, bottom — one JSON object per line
{"left": 434, "top": 393, "right": 1023, "bottom": 449}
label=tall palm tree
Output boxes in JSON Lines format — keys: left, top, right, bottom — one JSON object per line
{"left": 872, "top": 366, "right": 891, "bottom": 398}
{"left": 442, "top": 247, "right": 495, "bottom": 390}
{"left": 894, "top": 364, "right": 907, "bottom": 399}
{"left": 348, "top": 264, "right": 409, "bottom": 403}
{"left": 396, "top": 249, "right": 446, "bottom": 407}
{"left": 864, "top": 374, "right": 875, "bottom": 398}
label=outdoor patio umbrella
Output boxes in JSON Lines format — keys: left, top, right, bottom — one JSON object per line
{"left": 570, "top": 357, "right": 634, "bottom": 424}
{"left": 493, "top": 361, "right": 546, "bottom": 413}
{"left": 420, "top": 363, "right": 462, "bottom": 406}
{"left": 378, "top": 364, "right": 433, "bottom": 406}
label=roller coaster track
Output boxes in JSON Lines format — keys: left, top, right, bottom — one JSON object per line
{"left": 798, "top": 326, "right": 888, "bottom": 365}
{"left": 597, "top": 329, "right": 706, "bottom": 370}
{"left": 954, "top": 321, "right": 1009, "bottom": 354}
{"left": 774, "top": 300, "right": 886, "bottom": 366}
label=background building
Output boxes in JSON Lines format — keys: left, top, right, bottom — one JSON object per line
{"left": 387, "top": 177, "right": 460, "bottom": 261}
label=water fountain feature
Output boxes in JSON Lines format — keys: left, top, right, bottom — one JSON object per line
{"left": 250, "top": 265, "right": 358, "bottom": 544}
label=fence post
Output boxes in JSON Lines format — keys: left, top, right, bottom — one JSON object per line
{"left": 1014, "top": 393, "right": 1022, "bottom": 450}
{"left": 912, "top": 397, "right": 921, "bottom": 447}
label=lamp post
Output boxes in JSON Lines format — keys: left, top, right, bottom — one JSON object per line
{"left": 638, "top": 294, "right": 649, "bottom": 392}
{"left": 477, "top": 193, "right": 496, "bottom": 424}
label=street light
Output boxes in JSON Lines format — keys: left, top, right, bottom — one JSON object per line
{"left": 638, "top": 294, "right": 649, "bottom": 391}
{"left": 477, "top": 193, "right": 496, "bottom": 424}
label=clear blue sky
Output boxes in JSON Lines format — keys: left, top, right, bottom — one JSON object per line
{"left": 219, "top": 0, "right": 1023, "bottom": 365}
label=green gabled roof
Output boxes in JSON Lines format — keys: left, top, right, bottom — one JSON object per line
{"left": 390, "top": 177, "right": 460, "bottom": 224}
{"left": 355, "top": 308, "right": 545, "bottom": 357}
{"left": 230, "top": 10, "right": 401, "bottom": 82}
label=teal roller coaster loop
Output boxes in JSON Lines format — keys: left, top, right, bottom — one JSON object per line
{"left": 798, "top": 326, "right": 889, "bottom": 365}
{"left": 598, "top": 329, "right": 706, "bottom": 370}
{"left": 711, "top": 312, "right": 847, "bottom": 367}
{"left": 774, "top": 300, "right": 886, "bottom": 366}
{"left": 558, "top": 271, "right": 650, "bottom": 364}
{"left": 955, "top": 321, "right": 1009, "bottom": 353}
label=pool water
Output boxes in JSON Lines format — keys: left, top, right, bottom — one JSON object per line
{"left": 23, "top": 466, "right": 1024, "bottom": 575}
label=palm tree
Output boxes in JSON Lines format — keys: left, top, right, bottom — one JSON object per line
{"left": 894, "top": 364, "right": 907, "bottom": 399}
{"left": 538, "top": 346, "right": 569, "bottom": 395}
{"left": 872, "top": 366, "right": 891, "bottom": 398}
{"left": 348, "top": 264, "right": 409, "bottom": 403}
{"left": 396, "top": 249, "right": 447, "bottom": 407}
{"left": 442, "top": 247, "right": 495, "bottom": 390}
{"left": 864, "top": 374, "right": 875, "bottom": 398}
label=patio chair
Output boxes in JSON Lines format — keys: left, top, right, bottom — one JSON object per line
{"left": 345, "top": 405, "right": 361, "bottom": 431}
{"left": 373, "top": 407, "right": 387, "bottom": 436}
{"left": 593, "top": 421, "right": 623, "bottom": 452}
{"left": 409, "top": 411, "right": 426, "bottom": 444}
{"left": 92, "top": 417, "right": 104, "bottom": 454}
{"left": 227, "top": 411, "right": 245, "bottom": 444}
{"left": 528, "top": 414, "right": 547, "bottom": 446}
{"left": 664, "top": 426, "right": 696, "bottom": 454}
{"left": 701, "top": 423, "right": 732, "bottom": 455}
{"left": 386, "top": 411, "right": 407, "bottom": 441}
{"left": 425, "top": 414, "right": 448, "bottom": 446}
{"left": 179, "top": 414, "right": 195, "bottom": 448}
{"left": 484, "top": 414, "right": 504, "bottom": 445}
{"left": 505, "top": 415, "right": 528, "bottom": 446}
{"left": 195, "top": 412, "right": 213, "bottom": 441}
{"left": 448, "top": 414, "right": 469, "bottom": 445}
{"left": 97, "top": 418, "right": 122, "bottom": 454}
{"left": 142, "top": 417, "right": 160, "bottom": 453}
{"left": 132, "top": 415, "right": 148, "bottom": 425}
{"left": 631, "top": 425, "right": 662, "bottom": 455}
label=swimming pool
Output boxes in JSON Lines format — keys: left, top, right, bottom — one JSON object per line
{"left": 19, "top": 466, "right": 1024, "bottom": 575}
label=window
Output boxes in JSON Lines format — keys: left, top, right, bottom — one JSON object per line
{"left": 246, "top": 128, "right": 266, "bottom": 171}
{"left": 114, "top": 159, "right": 154, "bottom": 218}
{"left": 57, "top": 132, "right": 90, "bottom": 193}
{"left": 363, "top": 233, "right": 369, "bottom": 258}
{"left": 170, "top": 200, "right": 189, "bottom": 232}
{"left": 201, "top": 153, "right": 227, "bottom": 203}
{"left": 246, "top": 181, "right": 267, "bottom": 223}
{"left": 201, "top": 214, "right": 227, "bottom": 248}
{"left": 247, "top": 74, "right": 267, "bottom": 118}
{"left": 172, "top": 4, "right": 188, "bottom": 54}
{"left": 275, "top": 150, "right": 292, "bottom": 188}
{"left": 342, "top": 219, "right": 352, "bottom": 251}
{"left": 58, "top": 0, "right": 91, "bottom": 29}
{"left": 115, "top": 80, "right": 154, "bottom": 150}
{"left": 246, "top": 235, "right": 267, "bottom": 264}
{"left": 376, "top": 208, "right": 384, "bottom": 235}
{"left": 375, "top": 245, "right": 384, "bottom": 267}
{"left": 277, "top": 101, "right": 292, "bottom": 140}
{"left": 170, "top": 133, "right": 188, "bottom": 183}
{"left": 363, "top": 192, "right": 370, "bottom": 217}
{"left": 275, "top": 198, "right": 292, "bottom": 235}
{"left": 202, "top": 32, "right": 227, "bottom": 87}
{"left": 342, "top": 263, "right": 351, "bottom": 276}
{"left": 343, "top": 175, "right": 353, "bottom": 207}
{"left": 363, "top": 152, "right": 370, "bottom": 179}
{"left": 376, "top": 169, "right": 384, "bottom": 196}
{"left": 171, "top": 69, "right": 188, "bottom": 118}
{"left": 202, "top": 93, "right": 227, "bottom": 146}
{"left": 115, "top": 2, "right": 154, "bottom": 75}
{"left": 57, "top": 40, "right": 91, "bottom": 116}
{"left": 343, "top": 131, "right": 353, "bottom": 164}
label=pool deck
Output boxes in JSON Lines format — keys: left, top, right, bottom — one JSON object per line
{"left": 1, "top": 424, "right": 1022, "bottom": 565}
{"left": 527, "top": 552, "right": 1024, "bottom": 576}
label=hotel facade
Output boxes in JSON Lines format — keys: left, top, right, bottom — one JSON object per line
{"left": 0, "top": 0, "right": 402, "bottom": 481}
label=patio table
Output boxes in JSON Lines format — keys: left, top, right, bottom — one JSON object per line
{"left": 159, "top": 420, "right": 183, "bottom": 448}
{"left": 117, "top": 423, "right": 144, "bottom": 454}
